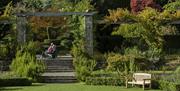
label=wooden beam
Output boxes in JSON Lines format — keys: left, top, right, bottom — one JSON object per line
{"left": 95, "top": 20, "right": 136, "bottom": 24}
{"left": 16, "top": 12, "right": 97, "bottom": 17}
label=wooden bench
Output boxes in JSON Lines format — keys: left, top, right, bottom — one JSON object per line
{"left": 126, "top": 73, "right": 151, "bottom": 90}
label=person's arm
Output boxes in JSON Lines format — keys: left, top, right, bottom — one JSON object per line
{"left": 47, "top": 46, "right": 51, "bottom": 52}
{"left": 52, "top": 45, "right": 56, "bottom": 53}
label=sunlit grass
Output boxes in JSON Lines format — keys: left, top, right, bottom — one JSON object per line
{"left": 0, "top": 83, "right": 161, "bottom": 91}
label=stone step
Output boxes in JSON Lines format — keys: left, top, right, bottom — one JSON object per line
{"left": 42, "top": 72, "right": 75, "bottom": 76}
{"left": 46, "top": 68, "right": 74, "bottom": 71}
{"left": 41, "top": 72, "right": 77, "bottom": 83}
{"left": 46, "top": 61, "right": 74, "bottom": 72}
{"left": 36, "top": 54, "right": 73, "bottom": 60}
{"left": 45, "top": 64, "right": 73, "bottom": 66}
{"left": 46, "top": 66, "right": 73, "bottom": 69}
{"left": 45, "top": 69, "right": 74, "bottom": 72}
{"left": 40, "top": 56, "right": 76, "bottom": 83}
{"left": 45, "top": 59, "right": 73, "bottom": 62}
{"left": 45, "top": 61, "right": 73, "bottom": 65}
{"left": 46, "top": 67, "right": 74, "bottom": 72}
{"left": 45, "top": 61, "right": 73, "bottom": 63}
{"left": 41, "top": 76, "right": 77, "bottom": 83}
{"left": 42, "top": 58, "right": 73, "bottom": 61}
{"left": 45, "top": 64, "right": 74, "bottom": 68}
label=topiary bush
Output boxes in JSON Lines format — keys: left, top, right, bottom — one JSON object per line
{"left": 0, "top": 78, "right": 32, "bottom": 87}
{"left": 85, "top": 77, "right": 123, "bottom": 86}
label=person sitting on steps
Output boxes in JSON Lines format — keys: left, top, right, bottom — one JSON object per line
{"left": 44, "top": 42, "right": 56, "bottom": 58}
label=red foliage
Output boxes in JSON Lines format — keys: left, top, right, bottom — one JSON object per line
{"left": 131, "top": 0, "right": 162, "bottom": 13}
{"left": 130, "top": 0, "right": 142, "bottom": 13}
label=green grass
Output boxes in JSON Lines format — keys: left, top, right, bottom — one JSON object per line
{"left": 0, "top": 83, "right": 161, "bottom": 91}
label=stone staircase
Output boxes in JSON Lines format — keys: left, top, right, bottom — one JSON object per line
{"left": 40, "top": 56, "right": 78, "bottom": 83}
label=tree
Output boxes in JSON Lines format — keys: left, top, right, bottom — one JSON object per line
{"left": 105, "top": 7, "right": 178, "bottom": 69}
{"left": 130, "top": 0, "right": 161, "bottom": 13}
{"left": 92, "top": 0, "right": 130, "bottom": 15}
{"left": 163, "top": 0, "right": 180, "bottom": 11}
{"left": 13, "top": 0, "right": 68, "bottom": 41}
{"left": 0, "top": 1, "right": 13, "bottom": 40}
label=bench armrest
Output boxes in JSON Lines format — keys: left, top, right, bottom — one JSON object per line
{"left": 143, "top": 78, "right": 151, "bottom": 81}
{"left": 125, "top": 77, "right": 135, "bottom": 88}
{"left": 125, "top": 77, "right": 136, "bottom": 88}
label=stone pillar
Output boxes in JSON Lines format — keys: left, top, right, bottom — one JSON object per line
{"left": 17, "top": 16, "right": 27, "bottom": 44}
{"left": 85, "top": 15, "right": 93, "bottom": 56}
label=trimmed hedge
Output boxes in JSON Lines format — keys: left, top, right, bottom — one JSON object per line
{"left": 0, "top": 78, "right": 32, "bottom": 86}
{"left": 159, "top": 80, "right": 180, "bottom": 91}
{"left": 85, "top": 77, "right": 123, "bottom": 86}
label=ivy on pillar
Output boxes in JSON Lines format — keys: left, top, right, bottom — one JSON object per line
{"left": 85, "top": 15, "right": 93, "bottom": 56}
{"left": 17, "top": 16, "right": 27, "bottom": 44}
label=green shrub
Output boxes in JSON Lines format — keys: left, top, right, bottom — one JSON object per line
{"left": 0, "top": 72, "right": 19, "bottom": 79}
{"left": 43, "top": 39, "right": 51, "bottom": 45}
{"left": 33, "top": 41, "right": 43, "bottom": 54}
{"left": 10, "top": 42, "right": 45, "bottom": 81}
{"left": 85, "top": 77, "right": 123, "bottom": 86}
{"left": 73, "top": 54, "right": 96, "bottom": 81}
{"left": 106, "top": 52, "right": 138, "bottom": 73}
{"left": 163, "top": 1, "right": 180, "bottom": 12}
{"left": 21, "top": 41, "right": 42, "bottom": 54}
{"left": 161, "top": 67, "right": 180, "bottom": 83}
{"left": 159, "top": 67, "right": 180, "bottom": 91}
{"left": 0, "top": 78, "right": 32, "bottom": 86}
{"left": 93, "top": 52, "right": 107, "bottom": 70}
{"left": 71, "top": 39, "right": 96, "bottom": 82}
{"left": 159, "top": 80, "right": 180, "bottom": 91}
{"left": 0, "top": 44, "right": 8, "bottom": 59}
{"left": 91, "top": 70, "right": 114, "bottom": 77}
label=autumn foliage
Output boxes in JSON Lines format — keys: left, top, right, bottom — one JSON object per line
{"left": 27, "top": 7, "right": 67, "bottom": 40}
{"left": 131, "top": 0, "right": 161, "bottom": 13}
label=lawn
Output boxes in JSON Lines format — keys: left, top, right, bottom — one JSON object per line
{"left": 0, "top": 83, "right": 161, "bottom": 91}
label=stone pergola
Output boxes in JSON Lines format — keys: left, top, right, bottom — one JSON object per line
{"left": 1, "top": 11, "right": 179, "bottom": 56}
{"left": 15, "top": 12, "right": 97, "bottom": 56}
